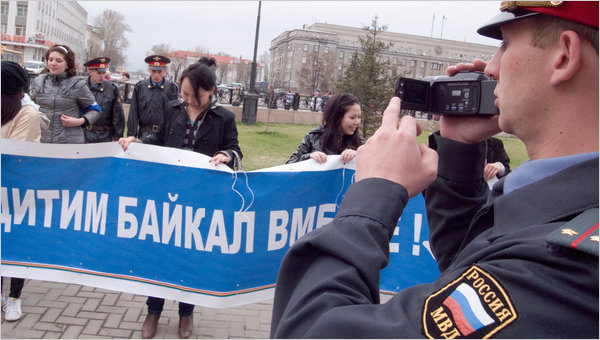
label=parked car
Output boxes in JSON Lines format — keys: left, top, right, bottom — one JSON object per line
{"left": 23, "top": 60, "right": 45, "bottom": 76}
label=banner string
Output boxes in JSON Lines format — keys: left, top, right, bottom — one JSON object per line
{"left": 231, "top": 170, "right": 255, "bottom": 213}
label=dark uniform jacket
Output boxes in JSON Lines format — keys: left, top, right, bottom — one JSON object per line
{"left": 85, "top": 78, "right": 124, "bottom": 142}
{"left": 486, "top": 137, "right": 511, "bottom": 177}
{"left": 141, "top": 99, "right": 242, "bottom": 169}
{"left": 286, "top": 126, "right": 365, "bottom": 164}
{"left": 127, "top": 78, "right": 179, "bottom": 139}
{"left": 270, "top": 133, "right": 598, "bottom": 338}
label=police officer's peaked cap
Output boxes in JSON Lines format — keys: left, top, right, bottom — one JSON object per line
{"left": 145, "top": 55, "right": 171, "bottom": 70}
{"left": 1, "top": 61, "right": 29, "bottom": 94}
{"left": 478, "top": 1, "right": 599, "bottom": 40}
{"left": 84, "top": 57, "right": 110, "bottom": 71}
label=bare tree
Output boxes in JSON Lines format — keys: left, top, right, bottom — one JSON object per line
{"left": 148, "top": 43, "right": 172, "bottom": 56}
{"left": 259, "top": 51, "right": 270, "bottom": 82}
{"left": 194, "top": 45, "right": 209, "bottom": 53}
{"left": 92, "top": 10, "right": 132, "bottom": 69}
{"left": 236, "top": 62, "right": 252, "bottom": 87}
{"left": 296, "top": 48, "right": 336, "bottom": 95}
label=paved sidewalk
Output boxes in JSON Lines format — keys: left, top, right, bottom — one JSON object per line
{"left": 1, "top": 279, "right": 273, "bottom": 339}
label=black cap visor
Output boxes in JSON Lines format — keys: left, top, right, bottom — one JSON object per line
{"left": 477, "top": 9, "right": 539, "bottom": 40}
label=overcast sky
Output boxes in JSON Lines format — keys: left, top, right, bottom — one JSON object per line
{"left": 79, "top": 1, "right": 503, "bottom": 72}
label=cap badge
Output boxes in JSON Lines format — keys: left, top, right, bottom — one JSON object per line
{"left": 500, "top": 1, "right": 563, "bottom": 12}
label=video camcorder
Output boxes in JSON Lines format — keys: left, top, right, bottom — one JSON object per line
{"left": 395, "top": 71, "right": 498, "bottom": 116}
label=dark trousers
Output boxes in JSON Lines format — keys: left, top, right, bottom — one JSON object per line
{"left": 1, "top": 277, "right": 25, "bottom": 298}
{"left": 146, "top": 296, "right": 194, "bottom": 316}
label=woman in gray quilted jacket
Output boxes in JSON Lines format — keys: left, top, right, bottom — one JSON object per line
{"left": 30, "top": 44, "right": 101, "bottom": 144}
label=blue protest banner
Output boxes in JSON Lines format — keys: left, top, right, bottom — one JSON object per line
{"left": 1, "top": 140, "right": 439, "bottom": 307}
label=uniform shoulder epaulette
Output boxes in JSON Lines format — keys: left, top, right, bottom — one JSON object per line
{"left": 546, "top": 208, "right": 599, "bottom": 257}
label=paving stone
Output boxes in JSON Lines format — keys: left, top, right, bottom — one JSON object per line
{"left": 62, "top": 325, "right": 84, "bottom": 339}
{"left": 39, "top": 307, "right": 62, "bottom": 323}
{"left": 77, "top": 291, "right": 105, "bottom": 299}
{"left": 101, "top": 293, "right": 119, "bottom": 306}
{"left": 42, "top": 331, "right": 61, "bottom": 338}
{"left": 62, "top": 302, "right": 83, "bottom": 317}
{"left": 77, "top": 311, "right": 108, "bottom": 320}
{"left": 82, "top": 319, "right": 103, "bottom": 335}
{"left": 103, "top": 313, "right": 123, "bottom": 328}
{"left": 33, "top": 322, "right": 66, "bottom": 332}
{"left": 55, "top": 315, "right": 88, "bottom": 326}
{"left": 58, "top": 296, "right": 86, "bottom": 304}
{"left": 98, "top": 327, "right": 133, "bottom": 337}
{"left": 122, "top": 305, "right": 141, "bottom": 322}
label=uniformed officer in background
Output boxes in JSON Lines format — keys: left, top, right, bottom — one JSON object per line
{"left": 271, "top": 1, "right": 598, "bottom": 338}
{"left": 127, "top": 55, "right": 179, "bottom": 138}
{"left": 83, "top": 57, "right": 124, "bottom": 142}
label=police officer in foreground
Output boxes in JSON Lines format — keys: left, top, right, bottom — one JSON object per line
{"left": 126, "top": 55, "right": 178, "bottom": 138}
{"left": 271, "top": 1, "right": 598, "bottom": 338}
{"left": 83, "top": 57, "right": 124, "bottom": 142}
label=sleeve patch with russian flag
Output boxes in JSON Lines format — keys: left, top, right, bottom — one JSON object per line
{"left": 422, "top": 266, "right": 518, "bottom": 339}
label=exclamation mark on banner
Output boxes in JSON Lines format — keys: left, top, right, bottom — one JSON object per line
{"left": 412, "top": 214, "right": 422, "bottom": 256}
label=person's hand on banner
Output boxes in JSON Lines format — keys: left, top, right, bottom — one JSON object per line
{"left": 118, "top": 136, "right": 140, "bottom": 151}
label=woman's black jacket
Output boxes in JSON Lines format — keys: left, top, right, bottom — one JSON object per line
{"left": 141, "top": 99, "right": 242, "bottom": 169}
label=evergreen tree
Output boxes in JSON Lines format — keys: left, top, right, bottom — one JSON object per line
{"left": 337, "top": 16, "right": 396, "bottom": 138}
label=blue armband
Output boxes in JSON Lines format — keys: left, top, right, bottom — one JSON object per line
{"left": 82, "top": 102, "right": 102, "bottom": 114}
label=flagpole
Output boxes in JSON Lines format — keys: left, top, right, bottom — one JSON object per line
{"left": 440, "top": 14, "right": 446, "bottom": 39}
{"left": 431, "top": 13, "right": 435, "bottom": 38}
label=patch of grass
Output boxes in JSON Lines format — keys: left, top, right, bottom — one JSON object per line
{"left": 499, "top": 136, "right": 528, "bottom": 171}
{"left": 238, "top": 123, "right": 318, "bottom": 171}
{"left": 237, "top": 122, "right": 528, "bottom": 172}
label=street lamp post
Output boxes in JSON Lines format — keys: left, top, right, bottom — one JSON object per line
{"left": 242, "top": 1, "right": 262, "bottom": 125}
{"left": 311, "top": 36, "right": 322, "bottom": 94}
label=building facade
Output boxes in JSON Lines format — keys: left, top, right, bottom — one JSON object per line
{"left": 1, "top": 0, "right": 87, "bottom": 65}
{"left": 269, "top": 22, "right": 499, "bottom": 95}
{"left": 166, "top": 50, "right": 266, "bottom": 87}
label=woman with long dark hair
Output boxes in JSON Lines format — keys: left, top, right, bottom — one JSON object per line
{"left": 119, "top": 62, "right": 242, "bottom": 339}
{"left": 287, "top": 92, "right": 364, "bottom": 164}
{"left": 29, "top": 44, "right": 101, "bottom": 143}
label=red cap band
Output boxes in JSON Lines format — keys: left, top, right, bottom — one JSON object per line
{"left": 509, "top": 1, "right": 598, "bottom": 28}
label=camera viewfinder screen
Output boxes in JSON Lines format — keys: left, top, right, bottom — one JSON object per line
{"left": 397, "top": 78, "right": 429, "bottom": 111}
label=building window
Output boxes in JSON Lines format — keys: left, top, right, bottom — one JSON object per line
{"left": 393, "top": 58, "right": 398, "bottom": 65}
{"left": 410, "top": 60, "right": 416, "bottom": 67}
{"left": 431, "top": 63, "right": 440, "bottom": 70}
{"left": 17, "top": 4, "right": 27, "bottom": 16}
{"left": 376, "top": 56, "right": 380, "bottom": 62}
{"left": 303, "top": 44, "right": 308, "bottom": 52}
{"left": 401, "top": 59, "right": 406, "bottom": 66}
{"left": 302, "top": 57, "right": 307, "bottom": 64}
{"left": 1, "top": 25, "right": 7, "bottom": 35}
{"left": 339, "top": 51, "right": 344, "bottom": 59}
{"left": 1, "top": 3, "right": 8, "bottom": 15}
{"left": 15, "top": 25, "right": 26, "bottom": 36}
{"left": 420, "top": 61, "right": 425, "bottom": 68}
{"left": 340, "top": 40, "right": 345, "bottom": 46}
{"left": 324, "top": 47, "right": 329, "bottom": 54}
{"left": 287, "top": 44, "right": 292, "bottom": 51}
{"left": 338, "top": 64, "right": 342, "bottom": 70}
{"left": 314, "top": 44, "right": 319, "bottom": 52}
